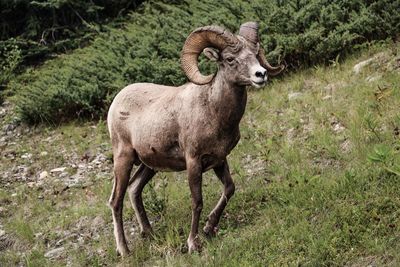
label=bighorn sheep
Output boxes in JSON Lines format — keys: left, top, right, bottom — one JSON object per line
{"left": 107, "top": 21, "right": 284, "bottom": 255}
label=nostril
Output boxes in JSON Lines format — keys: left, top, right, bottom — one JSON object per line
{"left": 255, "top": 70, "right": 266, "bottom": 78}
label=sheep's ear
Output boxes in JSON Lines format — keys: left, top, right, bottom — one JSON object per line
{"left": 203, "top": 47, "right": 220, "bottom": 62}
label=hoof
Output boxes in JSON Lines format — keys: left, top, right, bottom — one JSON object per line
{"left": 187, "top": 235, "right": 202, "bottom": 253}
{"left": 116, "top": 247, "right": 130, "bottom": 257}
{"left": 203, "top": 224, "right": 218, "bottom": 238}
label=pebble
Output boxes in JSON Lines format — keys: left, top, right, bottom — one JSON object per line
{"left": 2, "top": 123, "right": 16, "bottom": 132}
{"left": 50, "top": 167, "right": 66, "bottom": 173}
{"left": 59, "top": 172, "right": 68, "bottom": 178}
{"left": 366, "top": 75, "right": 381, "bottom": 82}
{"left": 353, "top": 58, "right": 374, "bottom": 74}
{"left": 44, "top": 247, "right": 65, "bottom": 259}
{"left": 39, "top": 171, "right": 49, "bottom": 179}
{"left": 288, "top": 92, "right": 303, "bottom": 100}
{"left": 21, "top": 153, "right": 32, "bottom": 159}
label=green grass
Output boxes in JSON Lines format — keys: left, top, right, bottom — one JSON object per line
{"left": 1, "top": 43, "right": 399, "bottom": 266}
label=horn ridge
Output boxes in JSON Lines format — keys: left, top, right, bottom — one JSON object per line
{"left": 181, "top": 25, "right": 238, "bottom": 85}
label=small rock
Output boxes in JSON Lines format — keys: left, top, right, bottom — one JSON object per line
{"left": 77, "top": 235, "right": 85, "bottom": 245}
{"left": 340, "top": 139, "right": 352, "bottom": 153}
{"left": 353, "top": 58, "right": 374, "bottom": 74}
{"left": 34, "top": 232, "right": 43, "bottom": 239}
{"left": 288, "top": 92, "right": 303, "bottom": 100}
{"left": 366, "top": 75, "right": 381, "bottom": 82}
{"left": 27, "top": 182, "right": 36, "bottom": 188}
{"left": 2, "top": 123, "right": 16, "bottom": 132}
{"left": 0, "top": 207, "right": 7, "bottom": 216}
{"left": 91, "top": 153, "right": 107, "bottom": 165}
{"left": 50, "top": 167, "right": 66, "bottom": 173}
{"left": 39, "top": 171, "right": 49, "bottom": 179}
{"left": 59, "top": 172, "right": 68, "bottom": 178}
{"left": 21, "top": 153, "right": 32, "bottom": 159}
{"left": 130, "top": 227, "right": 138, "bottom": 236}
{"left": 78, "top": 163, "right": 86, "bottom": 169}
{"left": 332, "top": 122, "right": 345, "bottom": 133}
{"left": 44, "top": 247, "right": 65, "bottom": 259}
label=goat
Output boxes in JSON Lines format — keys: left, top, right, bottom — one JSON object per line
{"left": 107, "top": 21, "right": 284, "bottom": 256}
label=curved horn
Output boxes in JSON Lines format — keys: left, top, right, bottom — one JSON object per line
{"left": 257, "top": 47, "right": 285, "bottom": 76}
{"left": 181, "top": 25, "right": 239, "bottom": 85}
{"left": 239, "top": 21, "right": 285, "bottom": 76}
{"left": 238, "top": 21, "right": 259, "bottom": 44}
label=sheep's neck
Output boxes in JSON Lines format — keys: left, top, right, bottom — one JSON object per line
{"left": 208, "top": 73, "right": 247, "bottom": 131}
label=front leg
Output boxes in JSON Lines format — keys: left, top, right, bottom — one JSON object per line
{"left": 203, "top": 159, "right": 235, "bottom": 237}
{"left": 186, "top": 156, "right": 203, "bottom": 253}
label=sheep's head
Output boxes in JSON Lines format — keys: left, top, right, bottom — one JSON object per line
{"left": 181, "top": 22, "right": 284, "bottom": 87}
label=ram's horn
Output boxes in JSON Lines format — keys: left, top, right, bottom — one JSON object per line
{"left": 181, "top": 26, "right": 239, "bottom": 85}
{"left": 257, "top": 47, "right": 285, "bottom": 76}
{"left": 238, "top": 21, "right": 259, "bottom": 44}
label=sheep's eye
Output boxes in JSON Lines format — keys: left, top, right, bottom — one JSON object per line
{"left": 226, "top": 57, "right": 235, "bottom": 64}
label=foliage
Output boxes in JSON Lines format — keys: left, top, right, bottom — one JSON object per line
{"left": 8, "top": 0, "right": 400, "bottom": 123}
{"left": 0, "top": 0, "right": 144, "bottom": 65}
{"left": 368, "top": 144, "right": 400, "bottom": 176}
{"left": 0, "top": 38, "right": 21, "bottom": 95}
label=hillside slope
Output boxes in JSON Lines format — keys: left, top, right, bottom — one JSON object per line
{"left": 0, "top": 43, "right": 399, "bottom": 266}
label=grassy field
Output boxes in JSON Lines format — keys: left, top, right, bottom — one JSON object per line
{"left": 0, "top": 43, "right": 399, "bottom": 266}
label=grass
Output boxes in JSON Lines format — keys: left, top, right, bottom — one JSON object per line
{"left": 0, "top": 42, "right": 399, "bottom": 266}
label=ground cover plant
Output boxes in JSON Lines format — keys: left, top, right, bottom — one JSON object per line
{"left": 0, "top": 42, "right": 399, "bottom": 266}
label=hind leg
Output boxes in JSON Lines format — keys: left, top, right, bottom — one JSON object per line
{"left": 203, "top": 159, "right": 235, "bottom": 237}
{"left": 128, "top": 164, "right": 156, "bottom": 236}
{"left": 109, "top": 146, "right": 135, "bottom": 257}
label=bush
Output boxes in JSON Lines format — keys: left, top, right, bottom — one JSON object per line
{"left": 0, "top": 39, "right": 21, "bottom": 90}
{"left": 0, "top": 0, "right": 144, "bottom": 65}
{"left": 10, "top": 0, "right": 400, "bottom": 123}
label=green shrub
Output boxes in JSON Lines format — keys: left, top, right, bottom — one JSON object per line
{"left": 0, "top": 38, "right": 21, "bottom": 102}
{"left": 11, "top": 0, "right": 400, "bottom": 123}
{"left": 0, "top": 0, "right": 144, "bottom": 65}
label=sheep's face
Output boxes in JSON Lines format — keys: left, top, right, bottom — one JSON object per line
{"left": 204, "top": 38, "right": 267, "bottom": 88}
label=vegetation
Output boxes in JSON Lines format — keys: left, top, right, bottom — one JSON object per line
{"left": 0, "top": 0, "right": 144, "bottom": 63}
{"left": 1, "top": 43, "right": 399, "bottom": 266}
{"left": 0, "top": 0, "right": 143, "bottom": 97}
{"left": 3, "top": 0, "right": 398, "bottom": 123}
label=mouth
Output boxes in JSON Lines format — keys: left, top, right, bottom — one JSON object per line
{"left": 251, "top": 80, "right": 266, "bottom": 88}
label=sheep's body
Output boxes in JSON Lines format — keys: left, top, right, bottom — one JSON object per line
{"left": 107, "top": 22, "right": 284, "bottom": 256}
{"left": 108, "top": 79, "right": 244, "bottom": 172}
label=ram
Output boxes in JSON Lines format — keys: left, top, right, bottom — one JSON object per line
{"left": 107, "top": 21, "right": 284, "bottom": 256}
